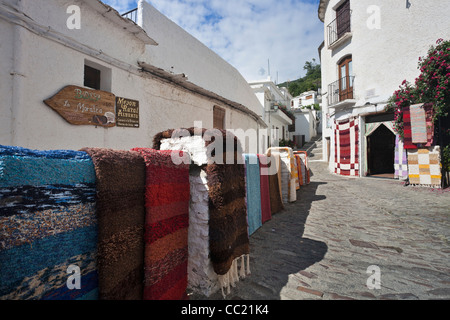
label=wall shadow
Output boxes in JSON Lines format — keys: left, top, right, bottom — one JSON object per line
{"left": 198, "top": 180, "right": 328, "bottom": 300}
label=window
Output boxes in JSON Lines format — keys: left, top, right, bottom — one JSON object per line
{"left": 336, "top": 0, "right": 351, "bottom": 39}
{"left": 338, "top": 56, "right": 353, "bottom": 101}
{"left": 84, "top": 65, "right": 101, "bottom": 90}
{"left": 327, "top": 0, "right": 351, "bottom": 47}
{"left": 84, "top": 60, "right": 112, "bottom": 92}
{"left": 213, "top": 106, "right": 226, "bottom": 130}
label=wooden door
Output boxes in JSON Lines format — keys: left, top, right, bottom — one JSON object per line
{"left": 339, "top": 56, "right": 353, "bottom": 101}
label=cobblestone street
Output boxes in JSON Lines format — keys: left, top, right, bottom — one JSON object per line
{"left": 193, "top": 159, "right": 450, "bottom": 300}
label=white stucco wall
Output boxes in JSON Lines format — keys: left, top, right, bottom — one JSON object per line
{"left": 0, "top": 18, "right": 14, "bottom": 145}
{"left": 138, "top": 0, "right": 264, "bottom": 118}
{"left": 320, "top": 0, "right": 450, "bottom": 172}
{"left": 0, "top": 0, "right": 264, "bottom": 153}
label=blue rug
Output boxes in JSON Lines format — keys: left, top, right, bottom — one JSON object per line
{"left": 243, "top": 154, "right": 262, "bottom": 236}
{"left": 0, "top": 145, "right": 98, "bottom": 300}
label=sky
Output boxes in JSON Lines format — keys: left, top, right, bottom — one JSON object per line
{"left": 102, "top": 0, "right": 323, "bottom": 84}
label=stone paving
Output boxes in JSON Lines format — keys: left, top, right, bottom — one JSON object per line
{"left": 192, "top": 147, "right": 450, "bottom": 300}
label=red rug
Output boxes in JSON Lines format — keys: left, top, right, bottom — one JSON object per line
{"left": 131, "top": 148, "right": 190, "bottom": 300}
{"left": 334, "top": 118, "right": 359, "bottom": 176}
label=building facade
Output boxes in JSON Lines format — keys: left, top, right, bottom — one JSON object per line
{"left": 319, "top": 0, "right": 450, "bottom": 176}
{"left": 0, "top": 0, "right": 266, "bottom": 153}
{"left": 250, "top": 78, "right": 293, "bottom": 150}
{"left": 290, "top": 91, "right": 321, "bottom": 145}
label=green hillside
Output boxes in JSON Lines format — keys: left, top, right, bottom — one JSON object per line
{"left": 279, "top": 59, "right": 321, "bottom": 97}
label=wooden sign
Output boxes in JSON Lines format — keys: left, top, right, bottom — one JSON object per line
{"left": 116, "top": 97, "right": 140, "bottom": 128}
{"left": 44, "top": 85, "right": 116, "bottom": 127}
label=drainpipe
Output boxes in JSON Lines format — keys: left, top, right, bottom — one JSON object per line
{"left": 10, "top": 3, "right": 26, "bottom": 147}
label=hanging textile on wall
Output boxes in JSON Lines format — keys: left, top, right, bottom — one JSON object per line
{"left": 243, "top": 154, "right": 262, "bottom": 236}
{"left": 402, "top": 105, "right": 417, "bottom": 149}
{"left": 154, "top": 128, "right": 250, "bottom": 298}
{"left": 0, "top": 145, "right": 98, "bottom": 300}
{"left": 394, "top": 135, "right": 408, "bottom": 180}
{"left": 266, "top": 147, "right": 296, "bottom": 203}
{"left": 295, "top": 151, "right": 310, "bottom": 185}
{"left": 407, "top": 146, "right": 442, "bottom": 188}
{"left": 81, "top": 148, "right": 146, "bottom": 300}
{"left": 266, "top": 152, "right": 284, "bottom": 215}
{"left": 131, "top": 148, "right": 190, "bottom": 301}
{"left": 257, "top": 154, "right": 272, "bottom": 224}
{"left": 410, "top": 103, "right": 428, "bottom": 144}
{"left": 402, "top": 104, "right": 435, "bottom": 149}
{"left": 335, "top": 118, "right": 359, "bottom": 176}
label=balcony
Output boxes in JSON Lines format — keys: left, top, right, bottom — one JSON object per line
{"left": 327, "top": 9, "right": 352, "bottom": 49}
{"left": 328, "top": 76, "right": 355, "bottom": 107}
{"left": 122, "top": 8, "right": 138, "bottom": 23}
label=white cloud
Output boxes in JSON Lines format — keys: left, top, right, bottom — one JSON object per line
{"left": 103, "top": 0, "right": 323, "bottom": 84}
{"left": 103, "top": 0, "right": 137, "bottom": 13}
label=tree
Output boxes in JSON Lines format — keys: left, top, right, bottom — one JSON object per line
{"left": 280, "top": 59, "right": 322, "bottom": 97}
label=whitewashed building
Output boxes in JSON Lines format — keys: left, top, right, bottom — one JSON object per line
{"left": 290, "top": 91, "right": 321, "bottom": 145}
{"left": 249, "top": 78, "right": 294, "bottom": 149}
{"left": 318, "top": 0, "right": 450, "bottom": 176}
{"left": 0, "top": 0, "right": 267, "bottom": 153}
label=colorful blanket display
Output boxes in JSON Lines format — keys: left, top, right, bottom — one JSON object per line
{"left": 334, "top": 118, "right": 359, "bottom": 176}
{"left": 257, "top": 154, "right": 272, "bottom": 224}
{"left": 394, "top": 135, "right": 409, "bottom": 180}
{"left": 410, "top": 103, "right": 428, "bottom": 144}
{"left": 0, "top": 145, "right": 98, "bottom": 300}
{"left": 81, "top": 148, "right": 146, "bottom": 300}
{"left": 293, "top": 156, "right": 300, "bottom": 191}
{"left": 403, "top": 104, "right": 435, "bottom": 149}
{"left": 131, "top": 148, "right": 190, "bottom": 300}
{"left": 407, "top": 146, "right": 442, "bottom": 188}
{"left": 295, "top": 151, "right": 310, "bottom": 186}
{"left": 154, "top": 128, "right": 251, "bottom": 298}
{"left": 243, "top": 154, "right": 262, "bottom": 236}
{"left": 266, "top": 152, "right": 284, "bottom": 215}
{"left": 267, "top": 147, "right": 297, "bottom": 203}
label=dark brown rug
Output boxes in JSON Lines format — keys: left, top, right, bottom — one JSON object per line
{"left": 81, "top": 148, "right": 146, "bottom": 300}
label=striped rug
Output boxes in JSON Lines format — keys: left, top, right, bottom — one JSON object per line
{"left": 154, "top": 128, "right": 250, "bottom": 297}
{"left": 81, "top": 148, "right": 146, "bottom": 300}
{"left": 266, "top": 152, "right": 284, "bottom": 215}
{"left": 132, "top": 148, "right": 190, "bottom": 300}
{"left": 257, "top": 154, "right": 272, "bottom": 224}
{"left": 407, "top": 146, "right": 442, "bottom": 188}
{"left": 243, "top": 154, "right": 262, "bottom": 236}
{"left": 0, "top": 145, "right": 98, "bottom": 300}
{"left": 334, "top": 118, "right": 359, "bottom": 176}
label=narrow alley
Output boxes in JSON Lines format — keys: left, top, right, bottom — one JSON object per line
{"left": 193, "top": 141, "right": 450, "bottom": 300}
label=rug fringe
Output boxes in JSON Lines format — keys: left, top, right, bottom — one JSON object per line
{"left": 218, "top": 254, "right": 251, "bottom": 298}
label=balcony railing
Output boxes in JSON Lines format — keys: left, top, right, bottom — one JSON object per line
{"left": 328, "top": 75, "right": 355, "bottom": 106}
{"left": 122, "top": 8, "right": 138, "bottom": 23}
{"left": 327, "top": 9, "right": 351, "bottom": 47}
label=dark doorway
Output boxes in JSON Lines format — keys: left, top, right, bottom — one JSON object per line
{"left": 367, "top": 125, "right": 395, "bottom": 177}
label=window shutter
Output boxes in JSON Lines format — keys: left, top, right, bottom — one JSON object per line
{"left": 213, "top": 106, "right": 225, "bottom": 130}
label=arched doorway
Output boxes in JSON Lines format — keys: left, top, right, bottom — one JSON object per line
{"left": 367, "top": 124, "right": 396, "bottom": 177}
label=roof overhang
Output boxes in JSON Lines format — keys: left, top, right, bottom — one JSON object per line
{"left": 86, "top": 0, "right": 158, "bottom": 45}
{"left": 318, "top": 0, "right": 329, "bottom": 22}
{"left": 138, "top": 61, "right": 268, "bottom": 128}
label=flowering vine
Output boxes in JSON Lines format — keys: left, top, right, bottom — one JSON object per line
{"left": 387, "top": 39, "right": 450, "bottom": 136}
{"left": 415, "top": 38, "right": 450, "bottom": 120}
